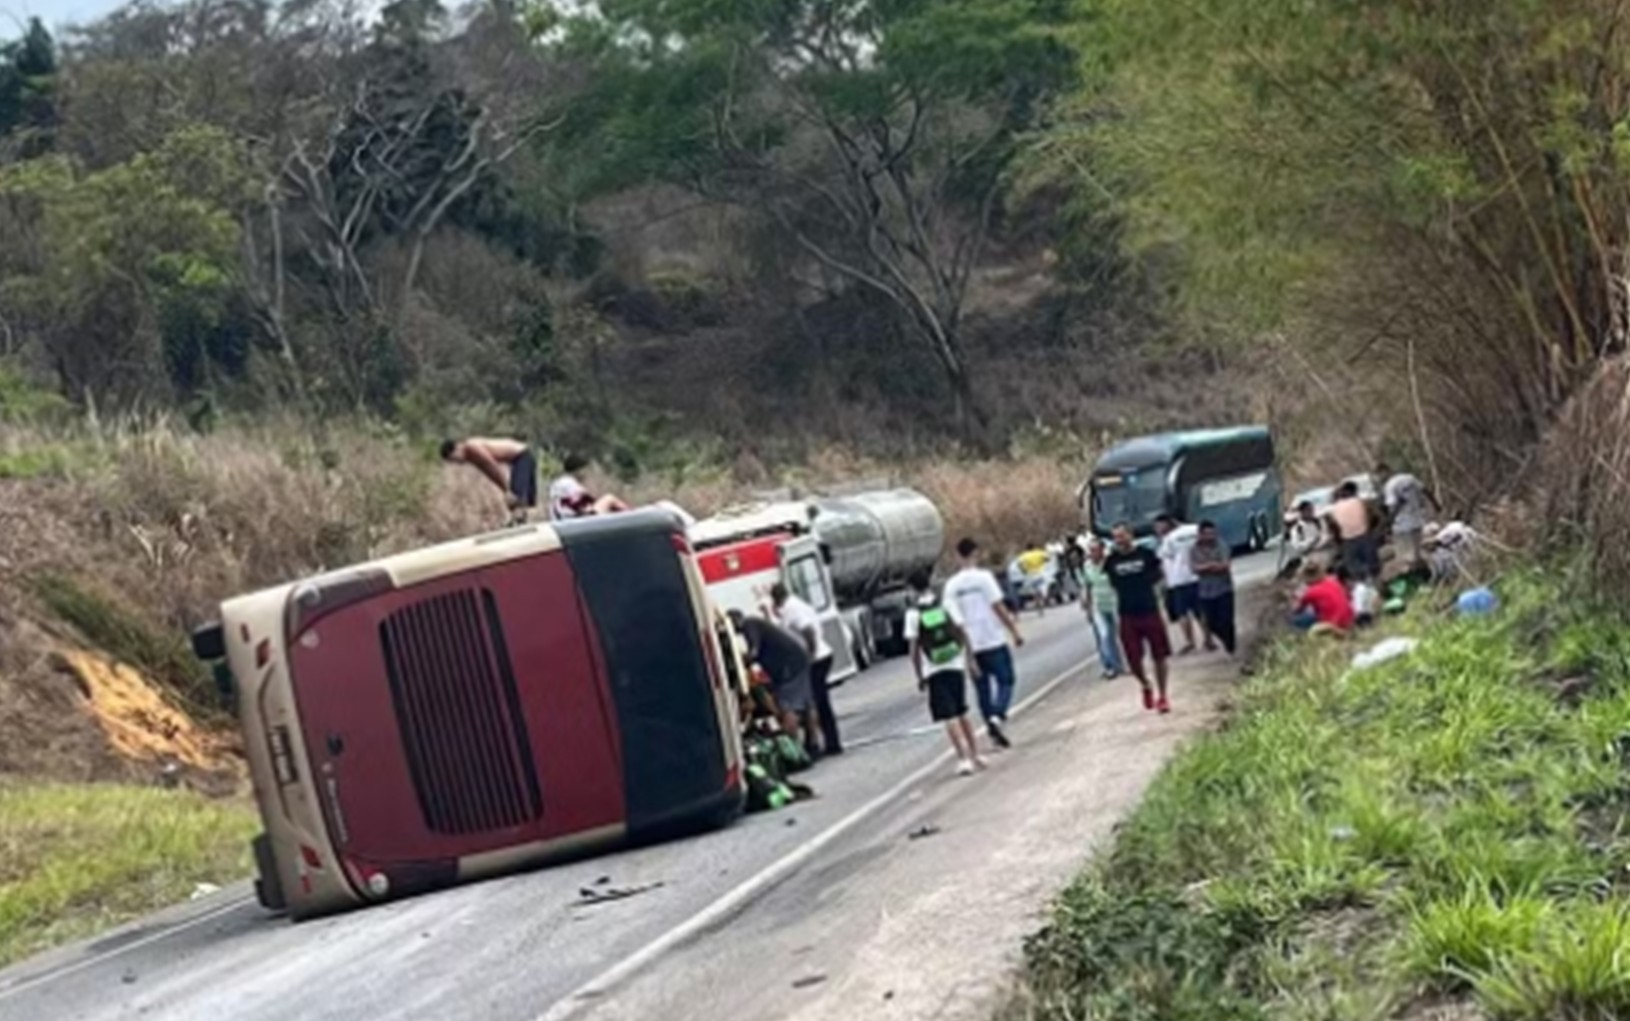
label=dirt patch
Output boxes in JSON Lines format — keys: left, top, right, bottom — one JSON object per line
{"left": 1395, "top": 994, "right": 1488, "bottom": 1021}
{"left": 1293, "top": 904, "right": 1387, "bottom": 961}
{"left": 1535, "top": 671, "right": 1595, "bottom": 708}
{"left": 0, "top": 602, "right": 241, "bottom": 791}
{"left": 59, "top": 649, "right": 243, "bottom": 784}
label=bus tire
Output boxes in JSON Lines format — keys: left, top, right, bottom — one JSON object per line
{"left": 251, "top": 833, "right": 287, "bottom": 914}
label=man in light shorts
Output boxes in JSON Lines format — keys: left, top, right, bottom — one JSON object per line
{"left": 1154, "top": 515, "right": 1209, "bottom": 653}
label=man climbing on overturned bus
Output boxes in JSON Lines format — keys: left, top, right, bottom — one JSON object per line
{"left": 439, "top": 436, "right": 539, "bottom": 523}
{"left": 440, "top": 440, "right": 628, "bottom": 525}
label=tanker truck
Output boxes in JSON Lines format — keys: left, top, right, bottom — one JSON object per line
{"left": 689, "top": 488, "right": 944, "bottom": 679}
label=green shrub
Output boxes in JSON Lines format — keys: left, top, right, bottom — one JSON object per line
{"left": 1016, "top": 567, "right": 1630, "bottom": 1021}
{"left": 0, "top": 783, "right": 256, "bottom": 967}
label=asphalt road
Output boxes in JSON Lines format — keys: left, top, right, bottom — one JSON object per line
{"left": 0, "top": 552, "right": 1280, "bottom": 1021}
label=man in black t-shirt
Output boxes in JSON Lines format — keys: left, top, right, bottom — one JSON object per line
{"left": 732, "top": 612, "right": 815, "bottom": 749}
{"left": 1103, "top": 523, "right": 1173, "bottom": 714}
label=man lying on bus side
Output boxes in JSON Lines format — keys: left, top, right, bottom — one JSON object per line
{"left": 547, "top": 453, "right": 630, "bottom": 522}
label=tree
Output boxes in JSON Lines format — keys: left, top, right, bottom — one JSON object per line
{"left": 556, "top": 0, "right": 1077, "bottom": 437}
{"left": 0, "top": 18, "right": 59, "bottom": 156}
{"left": 0, "top": 126, "right": 254, "bottom": 405}
{"left": 1054, "top": 0, "right": 1630, "bottom": 495}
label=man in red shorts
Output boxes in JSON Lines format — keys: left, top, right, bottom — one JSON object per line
{"left": 1104, "top": 523, "right": 1173, "bottom": 713}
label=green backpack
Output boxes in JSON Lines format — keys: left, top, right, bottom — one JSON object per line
{"left": 918, "top": 597, "right": 962, "bottom": 666}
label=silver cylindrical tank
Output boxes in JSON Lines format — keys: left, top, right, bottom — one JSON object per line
{"left": 811, "top": 489, "right": 944, "bottom": 600}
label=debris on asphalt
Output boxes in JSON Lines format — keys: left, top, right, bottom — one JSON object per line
{"left": 792, "top": 974, "right": 828, "bottom": 989}
{"left": 121, "top": 969, "right": 138, "bottom": 985}
{"left": 189, "top": 883, "right": 221, "bottom": 900}
{"left": 576, "top": 881, "right": 665, "bottom": 906}
{"left": 907, "top": 825, "right": 941, "bottom": 841}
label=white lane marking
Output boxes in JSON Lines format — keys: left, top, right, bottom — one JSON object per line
{"left": 0, "top": 894, "right": 254, "bottom": 1002}
{"left": 842, "top": 723, "right": 942, "bottom": 750}
{"left": 534, "top": 657, "right": 1090, "bottom": 1021}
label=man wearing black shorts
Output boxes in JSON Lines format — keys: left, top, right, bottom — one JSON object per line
{"left": 904, "top": 572, "right": 987, "bottom": 776}
{"left": 732, "top": 612, "right": 816, "bottom": 751}
{"left": 439, "top": 436, "right": 538, "bottom": 523}
{"left": 1105, "top": 523, "right": 1173, "bottom": 714}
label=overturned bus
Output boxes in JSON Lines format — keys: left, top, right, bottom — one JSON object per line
{"left": 192, "top": 509, "right": 745, "bottom": 920}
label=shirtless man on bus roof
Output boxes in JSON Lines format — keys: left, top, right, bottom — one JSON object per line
{"left": 439, "top": 436, "right": 539, "bottom": 520}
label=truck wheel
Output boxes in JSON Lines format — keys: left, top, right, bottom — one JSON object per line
{"left": 251, "top": 833, "right": 287, "bottom": 914}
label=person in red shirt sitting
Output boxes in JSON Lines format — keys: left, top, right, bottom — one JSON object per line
{"left": 1293, "top": 560, "right": 1355, "bottom": 635}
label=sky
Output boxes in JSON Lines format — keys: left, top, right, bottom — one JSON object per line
{"left": 1, "top": 0, "right": 125, "bottom": 35}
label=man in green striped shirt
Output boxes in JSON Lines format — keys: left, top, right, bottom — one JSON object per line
{"left": 1081, "top": 537, "right": 1125, "bottom": 679}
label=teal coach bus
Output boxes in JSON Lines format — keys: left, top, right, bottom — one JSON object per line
{"left": 1080, "top": 426, "right": 1283, "bottom": 551}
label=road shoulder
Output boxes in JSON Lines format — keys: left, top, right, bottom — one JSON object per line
{"left": 568, "top": 609, "right": 1255, "bottom": 1021}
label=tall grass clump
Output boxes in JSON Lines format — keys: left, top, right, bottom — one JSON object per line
{"left": 1014, "top": 569, "right": 1630, "bottom": 1021}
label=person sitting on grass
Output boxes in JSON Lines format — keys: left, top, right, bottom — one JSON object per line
{"left": 1292, "top": 560, "right": 1354, "bottom": 636}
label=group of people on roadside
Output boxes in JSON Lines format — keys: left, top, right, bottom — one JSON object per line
{"left": 905, "top": 537, "right": 1028, "bottom": 775}
{"left": 729, "top": 584, "right": 845, "bottom": 766}
{"left": 1074, "top": 516, "right": 1237, "bottom": 711}
{"left": 1282, "top": 462, "right": 1478, "bottom": 635}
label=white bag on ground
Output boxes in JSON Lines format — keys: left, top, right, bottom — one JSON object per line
{"left": 1351, "top": 637, "right": 1419, "bottom": 671}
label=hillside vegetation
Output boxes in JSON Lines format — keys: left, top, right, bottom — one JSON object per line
{"left": 1016, "top": 570, "right": 1630, "bottom": 1021}
{"left": 0, "top": 0, "right": 1202, "bottom": 454}
{"left": 5, "top": 0, "right": 1630, "bottom": 986}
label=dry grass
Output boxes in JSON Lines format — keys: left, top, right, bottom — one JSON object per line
{"left": 1533, "top": 355, "right": 1630, "bottom": 597}
{"left": 0, "top": 414, "right": 1090, "bottom": 783}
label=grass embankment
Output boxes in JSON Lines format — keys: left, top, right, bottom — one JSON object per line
{"left": 1018, "top": 572, "right": 1630, "bottom": 1021}
{"left": 0, "top": 784, "right": 258, "bottom": 968}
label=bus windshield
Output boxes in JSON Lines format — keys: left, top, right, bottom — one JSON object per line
{"left": 1086, "top": 426, "right": 1283, "bottom": 548}
{"left": 1091, "top": 470, "right": 1170, "bottom": 534}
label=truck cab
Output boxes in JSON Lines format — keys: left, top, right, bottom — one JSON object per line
{"left": 691, "top": 504, "right": 861, "bottom": 681}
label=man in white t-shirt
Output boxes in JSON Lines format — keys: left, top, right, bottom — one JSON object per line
{"left": 942, "top": 537, "right": 1025, "bottom": 748}
{"left": 547, "top": 454, "right": 629, "bottom": 522}
{"left": 773, "top": 582, "right": 841, "bottom": 758}
{"left": 1154, "top": 515, "right": 1208, "bottom": 654}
